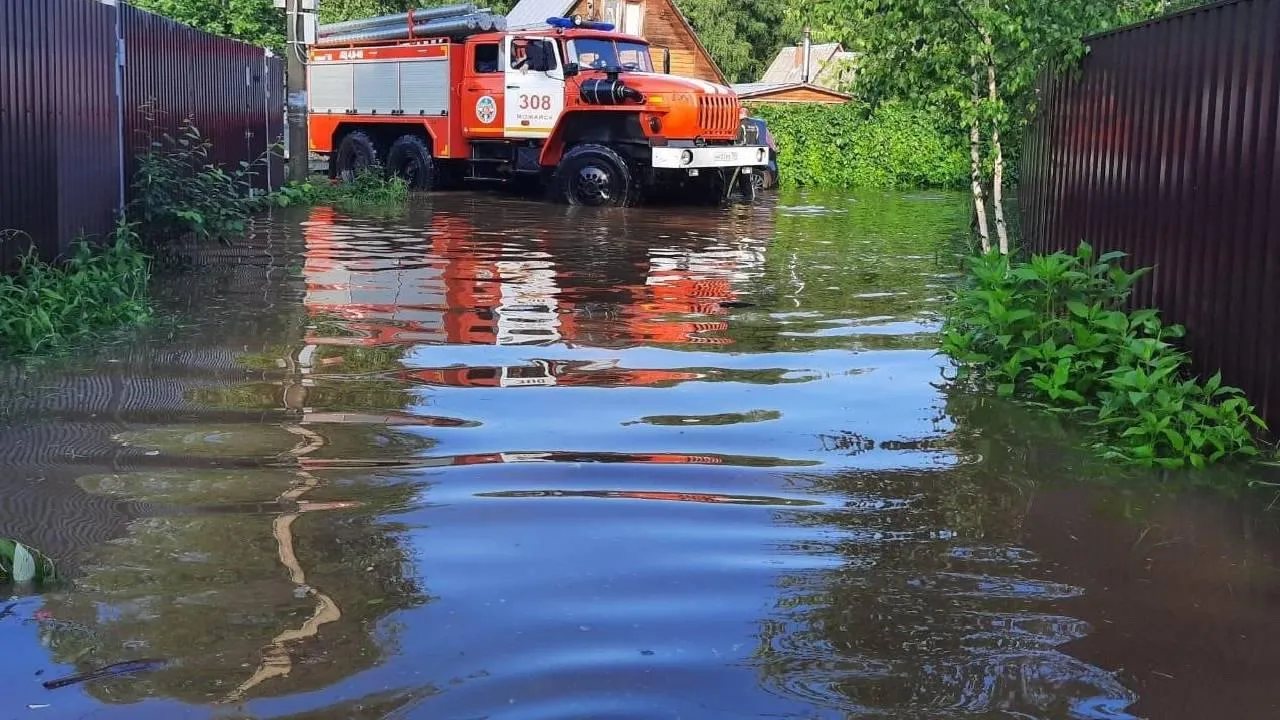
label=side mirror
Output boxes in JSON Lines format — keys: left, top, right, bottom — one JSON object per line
{"left": 662, "top": 47, "right": 671, "bottom": 74}
{"left": 563, "top": 62, "right": 580, "bottom": 77}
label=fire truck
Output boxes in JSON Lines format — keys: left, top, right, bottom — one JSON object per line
{"left": 306, "top": 4, "right": 770, "bottom": 206}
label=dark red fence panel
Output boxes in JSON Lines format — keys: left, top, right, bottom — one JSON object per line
{"left": 121, "top": 5, "right": 282, "bottom": 193}
{"left": 0, "top": 0, "right": 282, "bottom": 263}
{"left": 1020, "top": 0, "right": 1280, "bottom": 425}
{"left": 0, "top": 0, "right": 119, "bottom": 267}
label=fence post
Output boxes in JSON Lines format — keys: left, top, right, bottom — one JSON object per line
{"left": 264, "top": 50, "right": 273, "bottom": 191}
{"left": 103, "top": 0, "right": 126, "bottom": 216}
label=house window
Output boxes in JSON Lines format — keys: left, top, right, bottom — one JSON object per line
{"left": 603, "top": 0, "right": 643, "bottom": 35}
{"left": 622, "top": 1, "right": 643, "bottom": 35}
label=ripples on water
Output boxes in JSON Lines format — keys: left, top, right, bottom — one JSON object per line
{"left": 0, "top": 191, "right": 1278, "bottom": 719}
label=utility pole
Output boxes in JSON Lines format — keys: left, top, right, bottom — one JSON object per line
{"left": 283, "top": 0, "right": 313, "bottom": 182}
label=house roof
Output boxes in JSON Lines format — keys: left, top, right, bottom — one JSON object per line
{"left": 732, "top": 82, "right": 852, "bottom": 103}
{"left": 506, "top": 0, "right": 575, "bottom": 29}
{"left": 732, "top": 83, "right": 788, "bottom": 96}
{"left": 759, "top": 43, "right": 856, "bottom": 89}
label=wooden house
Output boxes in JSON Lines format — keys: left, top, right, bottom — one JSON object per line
{"left": 506, "top": 0, "right": 729, "bottom": 84}
{"left": 732, "top": 30, "right": 853, "bottom": 104}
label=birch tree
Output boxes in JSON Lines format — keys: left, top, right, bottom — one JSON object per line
{"left": 809, "top": 0, "right": 1185, "bottom": 254}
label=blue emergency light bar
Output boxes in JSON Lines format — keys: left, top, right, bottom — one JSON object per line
{"left": 546, "top": 16, "right": 616, "bottom": 31}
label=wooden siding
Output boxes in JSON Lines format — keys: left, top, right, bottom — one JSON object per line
{"left": 742, "top": 86, "right": 849, "bottom": 104}
{"left": 569, "top": 0, "right": 726, "bottom": 83}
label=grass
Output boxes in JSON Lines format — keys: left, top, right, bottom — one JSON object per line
{"left": 0, "top": 222, "right": 151, "bottom": 356}
{"left": 273, "top": 168, "right": 410, "bottom": 214}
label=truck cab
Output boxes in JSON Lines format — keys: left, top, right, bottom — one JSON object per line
{"left": 308, "top": 12, "right": 768, "bottom": 206}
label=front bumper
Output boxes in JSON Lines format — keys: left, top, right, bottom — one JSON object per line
{"left": 651, "top": 145, "right": 770, "bottom": 169}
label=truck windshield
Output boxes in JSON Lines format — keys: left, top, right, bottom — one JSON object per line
{"left": 570, "top": 38, "right": 654, "bottom": 72}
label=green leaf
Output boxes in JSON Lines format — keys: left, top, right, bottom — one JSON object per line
{"left": 1067, "top": 301, "right": 1091, "bottom": 318}
{"left": 1059, "top": 389, "right": 1086, "bottom": 404}
{"left": 11, "top": 542, "right": 36, "bottom": 583}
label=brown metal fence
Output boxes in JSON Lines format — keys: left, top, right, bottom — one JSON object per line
{"left": 1020, "top": 0, "right": 1280, "bottom": 425}
{"left": 121, "top": 5, "right": 283, "bottom": 193}
{"left": 0, "top": 0, "right": 284, "bottom": 265}
{"left": 1, "top": 0, "right": 119, "bottom": 268}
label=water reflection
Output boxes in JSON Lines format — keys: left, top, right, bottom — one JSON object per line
{"left": 0, "top": 191, "right": 1277, "bottom": 719}
{"left": 302, "top": 205, "right": 763, "bottom": 349}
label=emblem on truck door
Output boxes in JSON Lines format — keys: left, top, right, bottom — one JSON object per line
{"left": 476, "top": 96, "right": 498, "bottom": 124}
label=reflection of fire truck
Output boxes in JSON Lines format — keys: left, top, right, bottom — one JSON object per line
{"left": 298, "top": 450, "right": 727, "bottom": 473}
{"left": 402, "top": 358, "right": 702, "bottom": 388}
{"left": 302, "top": 206, "right": 764, "bottom": 351}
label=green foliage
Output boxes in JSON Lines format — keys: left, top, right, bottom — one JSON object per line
{"left": 941, "top": 242, "right": 1265, "bottom": 469}
{"left": 0, "top": 223, "right": 151, "bottom": 356}
{"left": 130, "top": 0, "right": 516, "bottom": 51}
{"left": 675, "top": 0, "right": 789, "bottom": 83}
{"left": 277, "top": 169, "right": 410, "bottom": 213}
{"left": 128, "top": 0, "right": 285, "bottom": 50}
{"left": 752, "top": 102, "right": 967, "bottom": 189}
{"left": 793, "top": 0, "right": 1212, "bottom": 188}
{"left": 129, "top": 115, "right": 268, "bottom": 245}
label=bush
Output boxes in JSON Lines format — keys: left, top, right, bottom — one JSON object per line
{"left": 940, "top": 242, "right": 1265, "bottom": 469}
{"left": 0, "top": 222, "right": 151, "bottom": 355}
{"left": 275, "top": 168, "right": 409, "bottom": 213}
{"left": 129, "top": 114, "right": 267, "bottom": 244}
{"left": 750, "top": 101, "right": 968, "bottom": 189}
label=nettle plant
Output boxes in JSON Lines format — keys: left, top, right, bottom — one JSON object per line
{"left": 941, "top": 242, "right": 1265, "bottom": 469}
{"left": 129, "top": 112, "right": 265, "bottom": 244}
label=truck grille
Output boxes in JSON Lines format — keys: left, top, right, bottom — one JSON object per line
{"left": 697, "top": 95, "right": 739, "bottom": 134}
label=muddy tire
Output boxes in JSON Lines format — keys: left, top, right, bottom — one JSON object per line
{"left": 387, "top": 134, "right": 436, "bottom": 190}
{"left": 331, "top": 130, "right": 380, "bottom": 182}
{"left": 554, "top": 143, "right": 635, "bottom": 207}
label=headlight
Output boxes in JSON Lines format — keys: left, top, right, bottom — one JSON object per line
{"left": 680, "top": 149, "right": 694, "bottom": 165}
{"left": 648, "top": 115, "right": 662, "bottom": 133}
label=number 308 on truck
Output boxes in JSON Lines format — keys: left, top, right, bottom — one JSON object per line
{"left": 307, "top": 4, "right": 772, "bottom": 206}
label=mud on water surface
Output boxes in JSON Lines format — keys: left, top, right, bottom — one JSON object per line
{"left": 0, "top": 190, "right": 1278, "bottom": 719}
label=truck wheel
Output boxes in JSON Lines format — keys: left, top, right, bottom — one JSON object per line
{"left": 387, "top": 135, "right": 436, "bottom": 190}
{"left": 554, "top": 144, "right": 635, "bottom": 207}
{"left": 332, "top": 131, "right": 380, "bottom": 182}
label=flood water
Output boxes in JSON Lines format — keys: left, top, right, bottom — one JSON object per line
{"left": 2, "top": 190, "right": 1280, "bottom": 719}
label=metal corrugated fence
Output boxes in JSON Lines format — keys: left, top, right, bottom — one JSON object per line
{"left": 0, "top": 0, "right": 118, "bottom": 267}
{"left": 1020, "top": 0, "right": 1280, "bottom": 425}
{"left": 0, "top": 0, "right": 284, "bottom": 263}
{"left": 121, "top": 5, "right": 282, "bottom": 192}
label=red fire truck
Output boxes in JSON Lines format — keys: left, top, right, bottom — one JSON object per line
{"left": 306, "top": 4, "right": 770, "bottom": 206}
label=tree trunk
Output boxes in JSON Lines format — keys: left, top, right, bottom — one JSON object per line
{"left": 969, "top": 64, "right": 990, "bottom": 254}
{"left": 984, "top": 37, "right": 1009, "bottom": 255}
